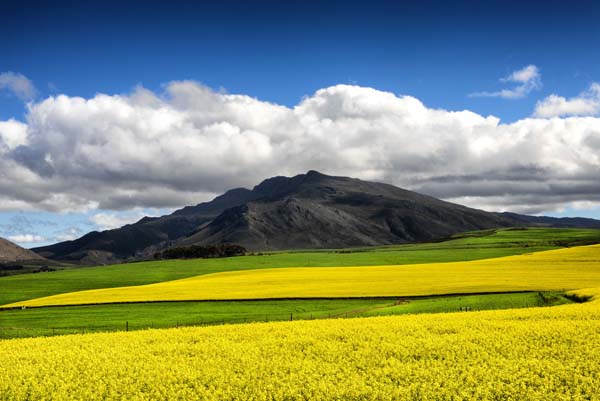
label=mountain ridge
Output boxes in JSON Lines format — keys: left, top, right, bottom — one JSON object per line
{"left": 33, "top": 171, "right": 600, "bottom": 264}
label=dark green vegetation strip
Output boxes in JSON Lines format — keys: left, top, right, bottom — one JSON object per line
{"left": 0, "top": 292, "right": 573, "bottom": 339}
{"left": 355, "top": 292, "right": 572, "bottom": 317}
{"left": 1, "top": 227, "right": 600, "bottom": 306}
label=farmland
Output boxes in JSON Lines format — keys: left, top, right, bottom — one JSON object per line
{"left": 0, "top": 292, "right": 572, "bottom": 338}
{"left": 1, "top": 228, "right": 600, "bottom": 339}
{"left": 8, "top": 244, "right": 600, "bottom": 307}
{"left": 1, "top": 227, "right": 600, "bottom": 399}
{"left": 2, "top": 227, "right": 596, "bottom": 306}
{"left": 0, "top": 288, "right": 599, "bottom": 400}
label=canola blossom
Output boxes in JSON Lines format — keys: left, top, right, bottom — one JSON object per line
{"left": 1, "top": 288, "right": 600, "bottom": 400}
{"left": 7, "top": 244, "right": 600, "bottom": 307}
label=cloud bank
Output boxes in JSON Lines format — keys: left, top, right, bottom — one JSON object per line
{"left": 1, "top": 81, "right": 600, "bottom": 215}
{"left": 470, "top": 65, "right": 542, "bottom": 99}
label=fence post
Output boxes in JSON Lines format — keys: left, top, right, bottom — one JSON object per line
{"left": 126, "top": 321, "right": 128, "bottom": 331}
{"left": 290, "top": 313, "right": 293, "bottom": 321}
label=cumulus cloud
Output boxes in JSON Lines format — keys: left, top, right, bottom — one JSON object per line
{"left": 7, "top": 234, "right": 45, "bottom": 243}
{"left": 0, "top": 72, "right": 36, "bottom": 101}
{"left": 534, "top": 83, "right": 600, "bottom": 118}
{"left": 470, "top": 65, "right": 542, "bottom": 99}
{"left": 0, "top": 82, "right": 599, "bottom": 215}
{"left": 89, "top": 209, "right": 167, "bottom": 230}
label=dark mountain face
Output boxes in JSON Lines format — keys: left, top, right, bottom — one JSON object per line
{"left": 34, "top": 170, "right": 600, "bottom": 263}
{"left": 179, "top": 171, "right": 519, "bottom": 250}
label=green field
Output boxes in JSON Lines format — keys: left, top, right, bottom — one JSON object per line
{"left": 2, "top": 227, "right": 599, "bottom": 306}
{"left": 0, "top": 292, "right": 573, "bottom": 339}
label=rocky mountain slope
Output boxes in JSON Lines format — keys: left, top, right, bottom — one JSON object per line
{"left": 0, "top": 237, "right": 46, "bottom": 262}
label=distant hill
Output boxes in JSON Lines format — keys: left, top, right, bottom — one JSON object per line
{"left": 501, "top": 213, "right": 600, "bottom": 229}
{"left": 33, "top": 170, "right": 600, "bottom": 264}
{"left": 0, "top": 237, "right": 46, "bottom": 263}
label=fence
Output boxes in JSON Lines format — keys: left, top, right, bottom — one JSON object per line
{"left": 0, "top": 292, "right": 557, "bottom": 340}
{"left": 0, "top": 303, "right": 517, "bottom": 340}
{"left": 0, "top": 311, "right": 332, "bottom": 339}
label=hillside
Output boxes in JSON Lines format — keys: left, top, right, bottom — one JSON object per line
{"left": 33, "top": 171, "right": 600, "bottom": 263}
{"left": 0, "top": 237, "right": 45, "bottom": 263}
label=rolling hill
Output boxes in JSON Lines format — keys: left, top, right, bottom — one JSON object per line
{"left": 33, "top": 171, "right": 600, "bottom": 263}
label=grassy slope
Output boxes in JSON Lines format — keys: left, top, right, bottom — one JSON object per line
{"left": 9, "top": 244, "right": 600, "bottom": 307}
{"left": 2, "top": 227, "right": 599, "bottom": 306}
{"left": 0, "top": 292, "right": 573, "bottom": 339}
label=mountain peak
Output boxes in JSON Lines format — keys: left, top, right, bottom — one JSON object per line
{"left": 251, "top": 170, "right": 331, "bottom": 200}
{"left": 305, "top": 169, "right": 325, "bottom": 177}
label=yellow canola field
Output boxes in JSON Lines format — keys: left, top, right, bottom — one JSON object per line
{"left": 1, "top": 288, "right": 599, "bottom": 401}
{"left": 7, "top": 244, "right": 600, "bottom": 307}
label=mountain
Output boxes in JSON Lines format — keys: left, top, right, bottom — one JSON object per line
{"left": 33, "top": 186, "right": 266, "bottom": 265}
{"left": 34, "top": 170, "right": 600, "bottom": 264}
{"left": 500, "top": 213, "right": 600, "bottom": 229}
{"left": 0, "top": 237, "right": 46, "bottom": 263}
{"left": 177, "top": 171, "right": 519, "bottom": 250}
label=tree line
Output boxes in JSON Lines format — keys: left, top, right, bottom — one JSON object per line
{"left": 154, "top": 244, "right": 247, "bottom": 260}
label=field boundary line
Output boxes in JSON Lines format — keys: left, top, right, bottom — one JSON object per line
{"left": 0, "top": 290, "right": 543, "bottom": 311}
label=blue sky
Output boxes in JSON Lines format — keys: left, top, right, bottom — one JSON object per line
{"left": 3, "top": 0, "right": 599, "bottom": 121}
{"left": 1, "top": 0, "right": 600, "bottom": 247}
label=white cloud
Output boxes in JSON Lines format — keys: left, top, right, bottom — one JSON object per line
{"left": 7, "top": 234, "right": 45, "bottom": 243}
{"left": 90, "top": 212, "right": 146, "bottom": 231}
{"left": 502, "top": 65, "right": 539, "bottom": 84}
{"left": 0, "top": 82, "right": 599, "bottom": 215}
{"left": 534, "top": 83, "right": 600, "bottom": 118}
{"left": 0, "top": 72, "right": 36, "bottom": 101}
{"left": 470, "top": 65, "right": 542, "bottom": 99}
